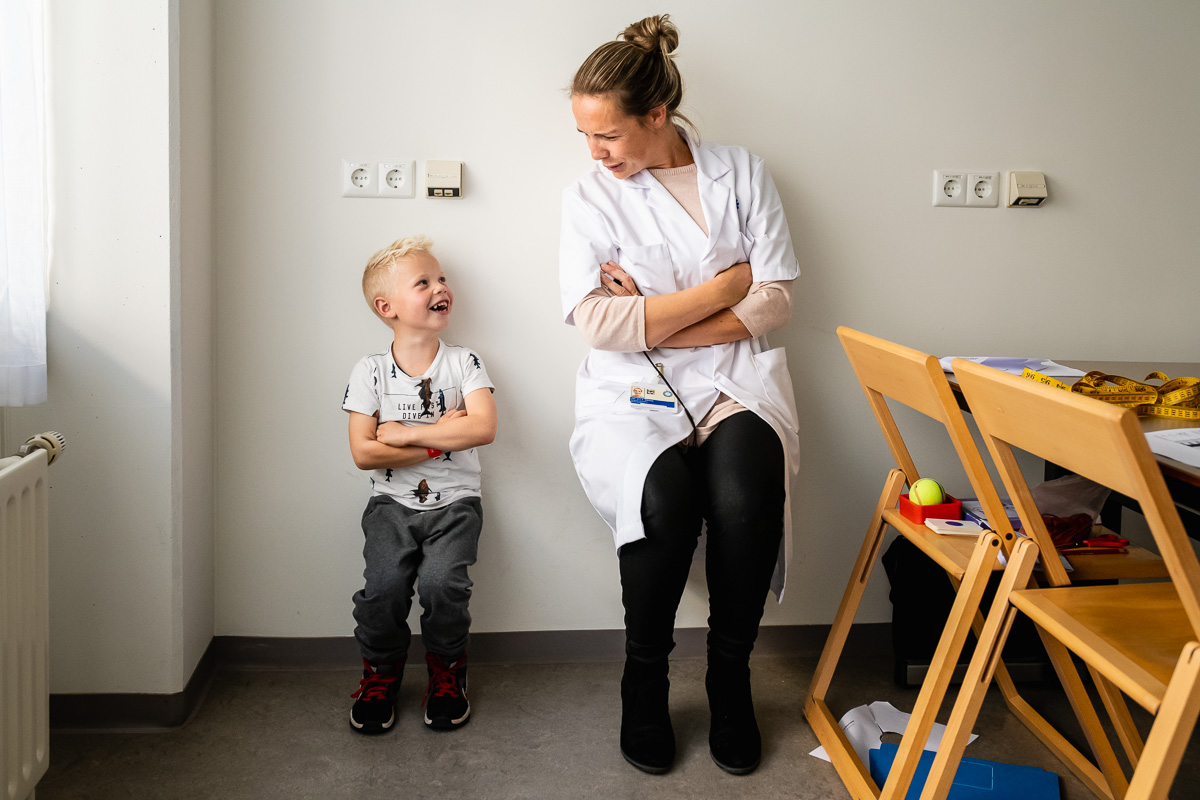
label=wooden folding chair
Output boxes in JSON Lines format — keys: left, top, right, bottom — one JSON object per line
{"left": 921, "top": 359, "right": 1200, "bottom": 800}
{"left": 942, "top": 372, "right": 1169, "bottom": 799}
{"left": 804, "top": 328, "right": 1020, "bottom": 799}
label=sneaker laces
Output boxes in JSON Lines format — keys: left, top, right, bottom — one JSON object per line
{"left": 351, "top": 669, "right": 398, "bottom": 701}
{"left": 423, "top": 655, "right": 464, "bottom": 706}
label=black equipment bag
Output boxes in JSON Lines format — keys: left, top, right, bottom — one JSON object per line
{"left": 881, "top": 536, "right": 1047, "bottom": 687}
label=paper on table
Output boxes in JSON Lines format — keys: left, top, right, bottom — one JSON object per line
{"left": 938, "top": 357, "right": 1086, "bottom": 378}
{"left": 810, "top": 700, "right": 978, "bottom": 764}
{"left": 1146, "top": 428, "right": 1200, "bottom": 469}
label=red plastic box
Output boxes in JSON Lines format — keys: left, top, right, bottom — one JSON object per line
{"left": 898, "top": 493, "right": 963, "bottom": 524}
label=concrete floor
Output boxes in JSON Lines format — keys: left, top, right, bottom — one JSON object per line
{"left": 37, "top": 654, "right": 1199, "bottom": 799}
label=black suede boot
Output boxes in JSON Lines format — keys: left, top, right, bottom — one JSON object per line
{"left": 706, "top": 657, "right": 761, "bottom": 775}
{"left": 620, "top": 640, "right": 675, "bottom": 774}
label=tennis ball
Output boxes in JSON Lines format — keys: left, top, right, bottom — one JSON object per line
{"left": 909, "top": 478, "right": 946, "bottom": 505}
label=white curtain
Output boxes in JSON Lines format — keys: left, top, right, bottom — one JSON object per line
{"left": 0, "top": 0, "right": 47, "bottom": 406}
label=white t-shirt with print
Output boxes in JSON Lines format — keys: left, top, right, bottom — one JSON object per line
{"left": 343, "top": 341, "right": 495, "bottom": 510}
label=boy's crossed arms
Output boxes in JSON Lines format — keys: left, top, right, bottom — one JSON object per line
{"left": 348, "top": 388, "right": 497, "bottom": 470}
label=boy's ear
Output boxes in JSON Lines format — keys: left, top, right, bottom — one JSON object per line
{"left": 373, "top": 296, "right": 394, "bottom": 318}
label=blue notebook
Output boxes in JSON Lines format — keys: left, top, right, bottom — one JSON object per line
{"left": 869, "top": 743, "right": 1060, "bottom": 799}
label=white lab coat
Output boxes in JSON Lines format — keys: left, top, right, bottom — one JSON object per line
{"left": 558, "top": 131, "right": 801, "bottom": 599}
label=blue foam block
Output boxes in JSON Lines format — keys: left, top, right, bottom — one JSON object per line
{"left": 868, "top": 743, "right": 1060, "bottom": 800}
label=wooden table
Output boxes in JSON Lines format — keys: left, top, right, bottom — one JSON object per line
{"left": 948, "top": 359, "right": 1200, "bottom": 537}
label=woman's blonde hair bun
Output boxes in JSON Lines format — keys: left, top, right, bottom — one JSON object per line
{"left": 621, "top": 14, "right": 679, "bottom": 56}
{"left": 571, "top": 13, "right": 691, "bottom": 129}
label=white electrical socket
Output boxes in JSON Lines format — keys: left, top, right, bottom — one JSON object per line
{"left": 378, "top": 161, "right": 415, "bottom": 198}
{"left": 933, "top": 170, "right": 967, "bottom": 206}
{"left": 966, "top": 172, "right": 999, "bottom": 207}
{"left": 342, "top": 160, "right": 377, "bottom": 197}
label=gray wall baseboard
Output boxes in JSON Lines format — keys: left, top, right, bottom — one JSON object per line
{"left": 49, "top": 624, "right": 889, "bottom": 730}
{"left": 50, "top": 639, "right": 217, "bottom": 732}
{"left": 214, "top": 623, "right": 890, "bottom": 669}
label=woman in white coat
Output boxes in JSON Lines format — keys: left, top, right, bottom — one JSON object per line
{"left": 560, "top": 15, "right": 801, "bottom": 776}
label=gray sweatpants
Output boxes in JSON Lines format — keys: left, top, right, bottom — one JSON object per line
{"left": 353, "top": 495, "right": 483, "bottom": 666}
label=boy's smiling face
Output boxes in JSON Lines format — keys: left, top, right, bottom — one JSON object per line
{"left": 375, "top": 252, "right": 453, "bottom": 332}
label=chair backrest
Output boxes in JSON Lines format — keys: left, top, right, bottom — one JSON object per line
{"left": 837, "top": 327, "right": 1015, "bottom": 539}
{"left": 954, "top": 357, "right": 1200, "bottom": 639}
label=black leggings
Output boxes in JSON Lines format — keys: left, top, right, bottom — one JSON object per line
{"left": 619, "top": 411, "right": 785, "bottom": 663}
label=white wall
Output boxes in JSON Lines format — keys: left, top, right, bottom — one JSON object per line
{"left": 15, "top": 1, "right": 1198, "bottom": 696}
{"left": 5, "top": 0, "right": 217, "bottom": 695}
{"left": 179, "top": 0, "right": 217, "bottom": 684}
{"left": 8, "top": 0, "right": 178, "bottom": 693}
{"left": 213, "top": 0, "right": 1200, "bottom": 643}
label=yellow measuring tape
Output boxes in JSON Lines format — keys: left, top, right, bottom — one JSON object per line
{"left": 1022, "top": 368, "right": 1200, "bottom": 420}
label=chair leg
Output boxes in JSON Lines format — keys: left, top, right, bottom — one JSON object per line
{"left": 982, "top": 605, "right": 1116, "bottom": 799}
{"left": 917, "top": 538, "right": 1039, "bottom": 800}
{"left": 805, "top": 696, "right": 879, "bottom": 800}
{"left": 994, "top": 668, "right": 1115, "bottom": 800}
{"left": 1038, "top": 626, "right": 1130, "bottom": 798}
{"left": 974, "top": 557, "right": 1112, "bottom": 795}
{"left": 804, "top": 469, "right": 907, "bottom": 799}
{"left": 1091, "top": 666, "right": 1144, "bottom": 769}
{"left": 1124, "top": 642, "right": 1200, "bottom": 800}
{"left": 806, "top": 469, "right": 906, "bottom": 709}
{"left": 878, "top": 531, "right": 1003, "bottom": 800}
{"left": 955, "top": 566, "right": 1123, "bottom": 799}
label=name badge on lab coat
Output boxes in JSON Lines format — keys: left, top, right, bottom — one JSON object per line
{"left": 629, "top": 385, "right": 676, "bottom": 411}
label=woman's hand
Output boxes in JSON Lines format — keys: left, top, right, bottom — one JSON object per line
{"left": 641, "top": 261, "right": 752, "bottom": 348}
{"left": 600, "top": 261, "right": 641, "bottom": 297}
{"left": 713, "top": 262, "right": 752, "bottom": 307}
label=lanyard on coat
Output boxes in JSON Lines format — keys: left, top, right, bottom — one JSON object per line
{"left": 643, "top": 352, "right": 698, "bottom": 445}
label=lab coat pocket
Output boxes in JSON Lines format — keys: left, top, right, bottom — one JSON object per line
{"left": 752, "top": 348, "right": 799, "bottom": 432}
{"left": 576, "top": 374, "right": 659, "bottom": 418}
{"left": 617, "top": 243, "right": 677, "bottom": 298}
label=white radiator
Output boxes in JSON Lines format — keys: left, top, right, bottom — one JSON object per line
{"left": 1, "top": 433, "right": 64, "bottom": 800}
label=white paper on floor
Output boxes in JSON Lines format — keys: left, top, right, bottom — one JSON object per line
{"left": 810, "top": 701, "right": 978, "bottom": 764}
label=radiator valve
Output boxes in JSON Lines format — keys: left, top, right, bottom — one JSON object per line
{"left": 17, "top": 431, "right": 66, "bottom": 466}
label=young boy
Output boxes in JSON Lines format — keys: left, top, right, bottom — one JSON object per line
{"left": 342, "top": 235, "right": 497, "bottom": 734}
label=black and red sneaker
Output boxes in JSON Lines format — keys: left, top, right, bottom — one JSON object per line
{"left": 423, "top": 652, "right": 470, "bottom": 730}
{"left": 349, "top": 658, "right": 401, "bottom": 734}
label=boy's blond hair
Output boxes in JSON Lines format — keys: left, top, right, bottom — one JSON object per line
{"left": 362, "top": 235, "right": 434, "bottom": 319}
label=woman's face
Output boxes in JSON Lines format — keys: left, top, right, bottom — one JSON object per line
{"left": 571, "top": 93, "right": 672, "bottom": 180}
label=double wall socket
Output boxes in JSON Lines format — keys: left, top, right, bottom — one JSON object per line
{"left": 342, "top": 160, "right": 415, "bottom": 198}
{"left": 933, "top": 171, "right": 999, "bottom": 207}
